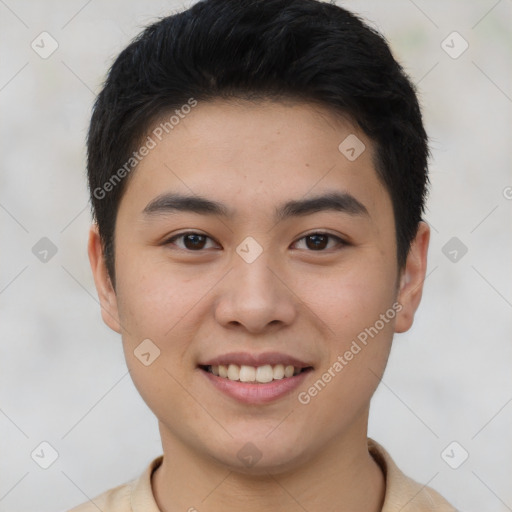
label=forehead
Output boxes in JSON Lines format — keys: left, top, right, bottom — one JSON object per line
{"left": 118, "top": 99, "right": 391, "bottom": 221}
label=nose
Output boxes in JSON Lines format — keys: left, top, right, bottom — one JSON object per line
{"left": 213, "top": 250, "right": 298, "bottom": 334}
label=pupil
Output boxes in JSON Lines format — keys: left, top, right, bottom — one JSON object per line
{"left": 185, "top": 234, "right": 205, "bottom": 250}
{"left": 307, "top": 234, "right": 327, "bottom": 250}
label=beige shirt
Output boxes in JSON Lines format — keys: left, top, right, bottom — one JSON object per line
{"left": 68, "top": 438, "right": 456, "bottom": 512}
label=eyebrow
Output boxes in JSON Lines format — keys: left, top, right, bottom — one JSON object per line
{"left": 142, "top": 191, "right": 369, "bottom": 222}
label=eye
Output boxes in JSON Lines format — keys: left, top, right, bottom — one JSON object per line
{"left": 292, "top": 232, "right": 346, "bottom": 251}
{"left": 165, "top": 232, "right": 219, "bottom": 251}
{"left": 164, "top": 231, "right": 346, "bottom": 252}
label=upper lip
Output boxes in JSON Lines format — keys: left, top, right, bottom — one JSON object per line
{"left": 199, "top": 351, "right": 313, "bottom": 369}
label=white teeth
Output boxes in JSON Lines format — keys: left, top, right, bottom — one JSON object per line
{"left": 273, "top": 364, "right": 284, "bottom": 379}
{"left": 256, "top": 364, "right": 274, "bottom": 383}
{"left": 206, "top": 363, "right": 306, "bottom": 383}
{"left": 227, "top": 364, "right": 240, "bottom": 381}
{"left": 239, "top": 365, "right": 256, "bottom": 382}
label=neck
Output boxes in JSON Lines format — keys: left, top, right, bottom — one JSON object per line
{"left": 152, "top": 418, "right": 385, "bottom": 512}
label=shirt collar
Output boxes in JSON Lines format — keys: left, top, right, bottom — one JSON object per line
{"left": 130, "top": 439, "right": 455, "bottom": 512}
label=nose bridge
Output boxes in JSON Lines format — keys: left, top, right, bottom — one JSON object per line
{"left": 214, "top": 240, "right": 296, "bottom": 331}
{"left": 232, "top": 243, "right": 281, "bottom": 303}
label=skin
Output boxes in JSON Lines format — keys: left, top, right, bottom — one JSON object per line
{"left": 89, "top": 99, "right": 429, "bottom": 512}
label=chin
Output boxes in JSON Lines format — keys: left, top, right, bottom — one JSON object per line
{"left": 206, "top": 434, "right": 311, "bottom": 476}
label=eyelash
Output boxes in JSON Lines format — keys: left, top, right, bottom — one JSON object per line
{"left": 164, "top": 231, "right": 347, "bottom": 252}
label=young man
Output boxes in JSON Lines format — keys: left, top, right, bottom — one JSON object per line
{"left": 70, "top": 0, "right": 456, "bottom": 510}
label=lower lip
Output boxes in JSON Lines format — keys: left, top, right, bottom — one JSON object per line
{"left": 199, "top": 368, "right": 311, "bottom": 405}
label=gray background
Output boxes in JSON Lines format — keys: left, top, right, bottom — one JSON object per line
{"left": 0, "top": 0, "right": 511, "bottom": 510}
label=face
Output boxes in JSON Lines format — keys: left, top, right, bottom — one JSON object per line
{"left": 89, "top": 99, "right": 429, "bottom": 474}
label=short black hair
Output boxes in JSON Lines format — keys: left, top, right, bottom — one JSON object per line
{"left": 87, "top": 0, "right": 429, "bottom": 284}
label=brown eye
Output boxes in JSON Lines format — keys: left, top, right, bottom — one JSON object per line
{"left": 293, "top": 232, "right": 345, "bottom": 251}
{"left": 166, "top": 232, "right": 218, "bottom": 251}
{"left": 305, "top": 234, "right": 328, "bottom": 250}
{"left": 182, "top": 234, "right": 207, "bottom": 250}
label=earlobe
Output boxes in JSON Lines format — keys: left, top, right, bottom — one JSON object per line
{"left": 394, "top": 221, "right": 430, "bottom": 333}
{"left": 87, "top": 224, "right": 122, "bottom": 334}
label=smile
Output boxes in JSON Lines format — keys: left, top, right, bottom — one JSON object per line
{"left": 201, "top": 364, "right": 311, "bottom": 384}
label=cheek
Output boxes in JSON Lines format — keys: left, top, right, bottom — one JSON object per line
{"left": 114, "top": 254, "right": 219, "bottom": 378}
{"left": 296, "top": 269, "right": 398, "bottom": 430}
{"left": 300, "top": 257, "right": 398, "bottom": 337}
{"left": 113, "top": 260, "right": 200, "bottom": 417}
{"left": 115, "top": 254, "right": 198, "bottom": 335}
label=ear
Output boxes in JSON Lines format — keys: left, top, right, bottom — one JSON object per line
{"left": 88, "top": 224, "right": 122, "bottom": 334}
{"left": 394, "top": 221, "right": 430, "bottom": 333}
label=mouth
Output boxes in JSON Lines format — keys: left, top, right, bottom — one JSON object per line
{"left": 199, "top": 363, "right": 313, "bottom": 384}
{"left": 197, "top": 352, "right": 314, "bottom": 404}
